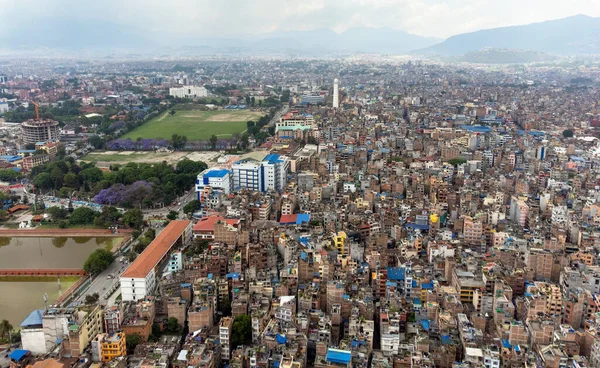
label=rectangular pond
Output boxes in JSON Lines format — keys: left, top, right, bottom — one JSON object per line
{"left": 0, "top": 236, "right": 123, "bottom": 327}
{"left": 0, "top": 236, "right": 122, "bottom": 269}
{"left": 0, "top": 277, "right": 78, "bottom": 328}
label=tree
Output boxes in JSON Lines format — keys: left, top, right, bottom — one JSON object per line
{"left": 183, "top": 200, "right": 201, "bottom": 215}
{"left": 240, "top": 133, "right": 249, "bottom": 149}
{"left": 0, "top": 319, "right": 13, "bottom": 342}
{"left": 85, "top": 293, "right": 100, "bottom": 305}
{"left": 46, "top": 206, "right": 68, "bottom": 220}
{"left": 176, "top": 159, "right": 207, "bottom": 175}
{"left": 165, "top": 317, "right": 181, "bottom": 334}
{"left": 69, "top": 207, "right": 97, "bottom": 224}
{"left": 167, "top": 210, "right": 178, "bottom": 220}
{"left": 63, "top": 173, "right": 78, "bottom": 188}
{"left": 88, "top": 135, "right": 105, "bottom": 149}
{"left": 217, "top": 297, "right": 232, "bottom": 317}
{"left": 34, "top": 172, "right": 53, "bottom": 191}
{"left": 210, "top": 135, "right": 218, "bottom": 150}
{"left": 83, "top": 248, "right": 115, "bottom": 274}
{"left": 123, "top": 208, "right": 144, "bottom": 228}
{"left": 126, "top": 333, "right": 141, "bottom": 354}
{"left": 448, "top": 158, "right": 467, "bottom": 166}
{"left": 563, "top": 129, "right": 574, "bottom": 138}
{"left": 231, "top": 315, "right": 252, "bottom": 349}
{"left": 171, "top": 134, "right": 187, "bottom": 150}
{"left": 170, "top": 109, "right": 176, "bottom": 116}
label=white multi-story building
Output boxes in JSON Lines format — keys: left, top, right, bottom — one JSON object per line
{"left": 232, "top": 154, "right": 289, "bottom": 192}
{"left": 219, "top": 317, "right": 233, "bottom": 361}
{"left": 169, "top": 86, "right": 208, "bottom": 98}
{"left": 196, "top": 168, "right": 233, "bottom": 198}
{"left": 551, "top": 205, "right": 568, "bottom": 224}
{"left": 232, "top": 159, "right": 262, "bottom": 192}
{"left": 275, "top": 112, "right": 315, "bottom": 132}
{"left": 261, "top": 154, "right": 289, "bottom": 192}
{"left": 120, "top": 221, "right": 191, "bottom": 301}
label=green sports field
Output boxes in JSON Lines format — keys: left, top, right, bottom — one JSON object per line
{"left": 122, "top": 108, "right": 265, "bottom": 140}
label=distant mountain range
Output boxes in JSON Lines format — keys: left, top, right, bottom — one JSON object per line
{"left": 1, "top": 14, "right": 599, "bottom": 59}
{"left": 420, "top": 14, "right": 600, "bottom": 56}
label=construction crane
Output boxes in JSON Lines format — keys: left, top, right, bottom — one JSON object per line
{"left": 31, "top": 101, "right": 40, "bottom": 120}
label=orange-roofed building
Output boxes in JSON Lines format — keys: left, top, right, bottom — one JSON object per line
{"left": 192, "top": 215, "right": 240, "bottom": 240}
{"left": 120, "top": 220, "right": 192, "bottom": 301}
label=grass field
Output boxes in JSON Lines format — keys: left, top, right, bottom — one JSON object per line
{"left": 122, "top": 108, "right": 265, "bottom": 140}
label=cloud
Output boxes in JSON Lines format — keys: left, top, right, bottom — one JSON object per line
{"left": 0, "top": 0, "right": 599, "bottom": 38}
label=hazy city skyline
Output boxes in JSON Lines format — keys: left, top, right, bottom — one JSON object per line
{"left": 0, "top": 0, "right": 599, "bottom": 39}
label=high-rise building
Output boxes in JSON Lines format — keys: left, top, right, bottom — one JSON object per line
{"left": 333, "top": 78, "right": 339, "bottom": 108}
{"left": 21, "top": 119, "right": 60, "bottom": 144}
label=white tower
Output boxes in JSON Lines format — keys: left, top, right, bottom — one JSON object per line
{"left": 333, "top": 78, "right": 339, "bottom": 108}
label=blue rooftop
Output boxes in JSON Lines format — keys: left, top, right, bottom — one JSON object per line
{"left": 21, "top": 309, "right": 43, "bottom": 327}
{"left": 502, "top": 339, "right": 512, "bottom": 349}
{"left": 296, "top": 213, "right": 310, "bottom": 225}
{"left": 441, "top": 335, "right": 453, "bottom": 345}
{"left": 460, "top": 125, "right": 492, "bottom": 133}
{"left": 405, "top": 223, "right": 430, "bottom": 231}
{"left": 422, "top": 282, "right": 434, "bottom": 290}
{"left": 0, "top": 155, "right": 22, "bottom": 163}
{"left": 422, "top": 320, "right": 430, "bottom": 330}
{"left": 386, "top": 267, "right": 405, "bottom": 281}
{"left": 203, "top": 169, "right": 230, "bottom": 178}
{"left": 326, "top": 349, "right": 351, "bottom": 365}
{"left": 263, "top": 153, "right": 284, "bottom": 163}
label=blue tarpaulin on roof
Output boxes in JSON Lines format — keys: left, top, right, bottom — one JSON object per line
{"left": 326, "top": 349, "right": 351, "bottom": 365}
{"left": 502, "top": 339, "right": 511, "bottom": 349}
{"left": 422, "top": 282, "right": 434, "bottom": 290}
{"left": 441, "top": 335, "right": 452, "bottom": 345}
{"left": 422, "top": 320, "right": 430, "bottom": 330}
{"left": 9, "top": 350, "right": 29, "bottom": 361}
{"left": 276, "top": 334, "right": 287, "bottom": 344}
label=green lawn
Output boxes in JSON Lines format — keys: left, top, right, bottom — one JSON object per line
{"left": 122, "top": 108, "right": 265, "bottom": 140}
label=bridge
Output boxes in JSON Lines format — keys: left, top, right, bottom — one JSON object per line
{"left": 0, "top": 268, "right": 86, "bottom": 276}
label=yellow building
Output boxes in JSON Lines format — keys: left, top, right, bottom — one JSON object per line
{"left": 333, "top": 231, "right": 347, "bottom": 255}
{"left": 67, "top": 305, "right": 103, "bottom": 357}
{"left": 97, "top": 332, "right": 126, "bottom": 362}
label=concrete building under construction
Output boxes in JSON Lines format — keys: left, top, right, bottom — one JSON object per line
{"left": 20, "top": 118, "right": 60, "bottom": 144}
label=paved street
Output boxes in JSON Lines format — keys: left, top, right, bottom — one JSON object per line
{"left": 72, "top": 255, "right": 128, "bottom": 305}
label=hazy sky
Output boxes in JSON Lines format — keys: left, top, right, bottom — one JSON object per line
{"left": 1, "top": 0, "right": 599, "bottom": 39}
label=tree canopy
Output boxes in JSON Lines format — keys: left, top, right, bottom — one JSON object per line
{"left": 69, "top": 207, "right": 98, "bottom": 225}
{"left": 83, "top": 248, "right": 115, "bottom": 274}
{"left": 563, "top": 129, "right": 574, "bottom": 138}
{"left": 231, "top": 315, "right": 252, "bottom": 349}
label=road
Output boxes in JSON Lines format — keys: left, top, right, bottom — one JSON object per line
{"left": 266, "top": 105, "right": 289, "bottom": 129}
{"left": 72, "top": 255, "right": 128, "bottom": 305}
